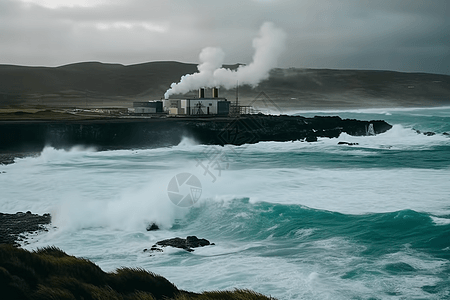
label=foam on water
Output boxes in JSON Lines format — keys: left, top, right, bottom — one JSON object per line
{"left": 288, "top": 105, "right": 450, "bottom": 116}
{"left": 2, "top": 107, "right": 450, "bottom": 299}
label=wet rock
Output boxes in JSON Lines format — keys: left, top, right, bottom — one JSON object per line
{"left": 0, "top": 152, "right": 39, "bottom": 165}
{"left": 149, "top": 236, "right": 214, "bottom": 252}
{"left": 0, "top": 116, "right": 392, "bottom": 152}
{"left": 338, "top": 141, "right": 359, "bottom": 146}
{"left": 146, "top": 223, "right": 159, "bottom": 231}
{"left": 415, "top": 129, "right": 436, "bottom": 136}
{"left": 423, "top": 131, "right": 436, "bottom": 136}
{"left": 0, "top": 212, "right": 51, "bottom": 246}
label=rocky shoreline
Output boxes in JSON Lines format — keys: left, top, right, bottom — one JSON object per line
{"left": 0, "top": 114, "right": 392, "bottom": 153}
{"left": 0, "top": 212, "right": 51, "bottom": 246}
{"left": 0, "top": 214, "right": 259, "bottom": 299}
{"left": 0, "top": 211, "right": 214, "bottom": 255}
{"left": 0, "top": 152, "right": 40, "bottom": 165}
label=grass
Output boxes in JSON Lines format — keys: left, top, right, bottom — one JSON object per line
{"left": 0, "top": 245, "right": 275, "bottom": 300}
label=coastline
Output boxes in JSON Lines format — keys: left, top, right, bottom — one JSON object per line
{"left": 0, "top": 244, "right": 275, "bottom": 299}
{"left": 0, "top": 212, "right": 51, "bottom": 246}
{"left": 1, "top": 106, "right": 448, "bottom": 299}
{"left": 0, "top": 152, "right": 40, "bottom": 165}
{"left": 0, "top": 113, "right": 392, "bottom": 156}
{"left": 2, "top": 103, "right": 448, "bottom": 164}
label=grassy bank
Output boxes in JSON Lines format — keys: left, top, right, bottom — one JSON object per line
{"left": 0, "top": 245, "right": 274, "bottom": 300}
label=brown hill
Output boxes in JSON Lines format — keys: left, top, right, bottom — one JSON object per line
{"left": 0, "top": 61, "right": 449, "bottom": 110}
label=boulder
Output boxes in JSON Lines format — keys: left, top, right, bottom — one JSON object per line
{"left": 146, "top": 223, "right": 159, "bottom": 231}
{"left": 423, "top": 131, "right": 436, "bottom": 136}
{"left": 415, "top": 129, "right": 436, "bottom": 136}
{"left": 148, "top": 236, "right": 214, "bottom": 252}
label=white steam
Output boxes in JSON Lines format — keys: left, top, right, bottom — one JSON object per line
{"left": 164, "top": 22, "right": 286, "bottom": 99}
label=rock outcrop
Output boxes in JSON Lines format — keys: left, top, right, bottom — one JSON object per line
{"left": 0, "top": 115, "right": 392, "bottom": 152}
{"left": 146, "top": 223, "right": 160, "bottom": 231}
{"left": 0, "top": 212, "right": 51, "bottom": 246}
{"left": 146, "top": 236, "right": 214, "bottom": 252}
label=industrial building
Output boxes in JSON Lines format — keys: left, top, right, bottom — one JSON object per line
{"left": 129, "top": 101, "right": 163, "bottom": 114}
{"left": 163, "top": 88, "right": 230, "bottom": 116}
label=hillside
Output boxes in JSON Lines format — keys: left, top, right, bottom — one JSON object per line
{"left": 0, "top": 61, "right": 449, "bottom": 110}
{"left": 0, "top": 245, "right": 273, "bottom": 300}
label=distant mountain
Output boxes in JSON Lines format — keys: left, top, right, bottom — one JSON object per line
{"left": 0, "top": 61, "right": 449, "bottom": 109}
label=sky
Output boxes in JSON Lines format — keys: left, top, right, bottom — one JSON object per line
{"left": 1, "top": 0, "right": 449, "bottom": 75}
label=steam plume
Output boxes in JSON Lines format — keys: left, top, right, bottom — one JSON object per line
{"left": 164, "top": 22, "right": 286, "bottom": 99}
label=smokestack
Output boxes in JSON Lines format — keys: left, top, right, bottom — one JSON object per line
{"left": 199, "top": 88, "right": 205, "bottom": 98}
{"left": 212, "top": 87, "right": 219, "bottom": 98}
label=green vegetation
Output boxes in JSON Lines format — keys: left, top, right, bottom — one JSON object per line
{"left": 0, "top": 245, "right": 274, "bottom": 300}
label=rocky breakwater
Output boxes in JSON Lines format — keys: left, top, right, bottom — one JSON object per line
{"left": 0, "top": 115, "right": 392, "bottom": 152}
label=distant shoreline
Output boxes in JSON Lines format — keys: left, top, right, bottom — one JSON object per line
{"left": 1, "top": 102, "right": 449, "bottom": 122}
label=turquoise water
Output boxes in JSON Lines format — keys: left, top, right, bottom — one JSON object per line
{"left": 1, "top": 106, "right": 450, "bottom": 299}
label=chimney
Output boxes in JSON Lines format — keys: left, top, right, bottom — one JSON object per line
{"left": 212, "top": 87, "right": 219, "bottom": 98}
{"left": 199, "top": 88, "right": 205, "bottom": 98}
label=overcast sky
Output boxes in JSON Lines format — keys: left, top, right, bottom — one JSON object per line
{"left": 1, "top": 0, "right": 449, "bottom": 75}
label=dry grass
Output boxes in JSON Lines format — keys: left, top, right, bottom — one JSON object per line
{"left": 0, "top": 245, "right": 275, "bottom": 300}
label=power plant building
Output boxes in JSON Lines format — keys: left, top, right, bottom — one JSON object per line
{"left": 163, "top": 88, "right": 230, "bottom": 116}
{"left": 130, "top": 101, "right": 163, "bottom": 114}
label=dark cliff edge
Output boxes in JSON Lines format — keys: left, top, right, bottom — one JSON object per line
{"left": 0, "top": 115, "right": 392, "bottom": 153}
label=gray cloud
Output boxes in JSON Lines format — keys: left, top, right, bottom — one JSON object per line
{"left": 0, "top": 0, "right": 448, "bottom": 75}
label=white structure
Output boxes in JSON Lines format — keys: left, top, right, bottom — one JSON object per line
{"left": 163, "top": 88, "right": 230, "bottom": 116}
{"left": 128, "top": 101, "right": 163, "bottom": 114}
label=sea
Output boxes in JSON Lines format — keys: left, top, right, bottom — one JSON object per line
{"left": 1, "top": 106, "right": 450, "bottom": 299}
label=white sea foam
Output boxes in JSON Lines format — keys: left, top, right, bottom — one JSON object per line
{"left": 430, "top": 216, "right": 450, "bottom": 226}
{"left": 287, "top": 105, "right": 450, "bottom": 116}
{"left": 2, "top": 108, "right": 449, "bottom": 300}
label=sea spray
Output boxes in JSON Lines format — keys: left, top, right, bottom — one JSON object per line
{"left": 2, "top": 107, "right": 450, "bottom": 299}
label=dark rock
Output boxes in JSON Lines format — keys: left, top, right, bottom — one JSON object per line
{"left": 443, "top": 132, "right": 449, "bottom": 136}
{"left": 0, "top": 115, "right": 392, "bottom": 152}
{"left": 186, "top": 236, "right": 211, "bottom": 247}
{"left": 415, "top": 129, "right": 436, "bottom": 136}
{"left": 150, "top": 236, "right": 213, "bottom": 252}
{"left": 0, "top": 152, "right": 39, "bottom": 165}
{"left": 146, "top": 223, "right": 159, "bottom": 231}
{"left": 338, "top": 141, "right": 359, "bottom": 145}
{"left": 0, "top": 212, "right": 51, "bottom": 246}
